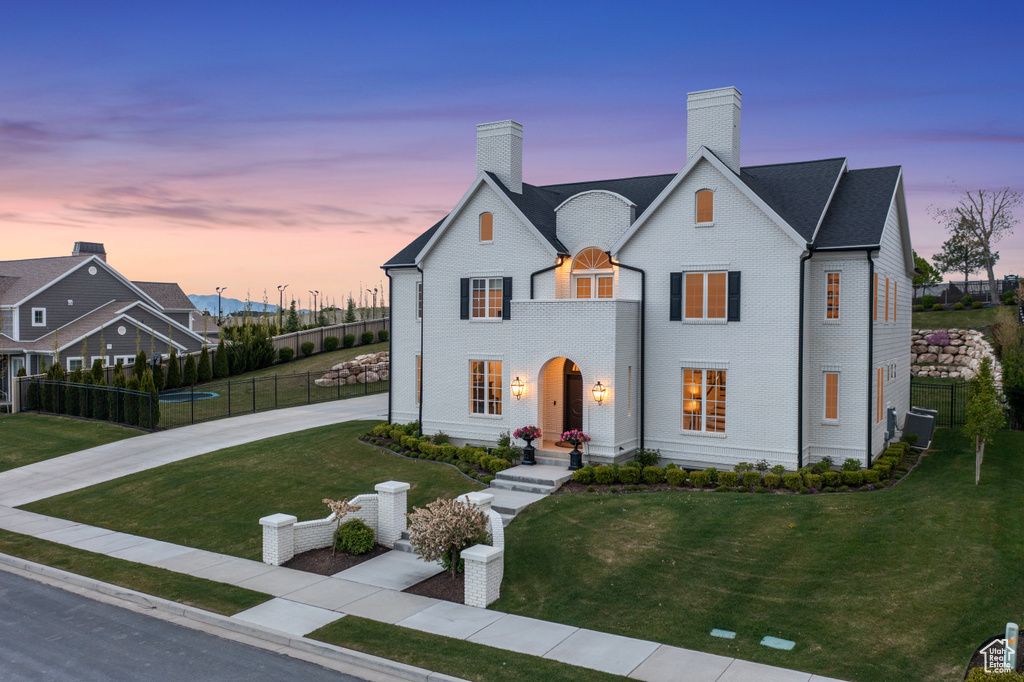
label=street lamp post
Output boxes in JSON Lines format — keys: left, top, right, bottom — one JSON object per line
{"left": 277, "top": 284, "right": 288, "bottom": 329}
{"left": 215, "top": 287, "right": 227, "bottom": 325}
{"left": 308, "top": 290, "right": 319, "bottom": 326}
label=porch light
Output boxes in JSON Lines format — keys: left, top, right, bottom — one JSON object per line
{"left": 511, "top": 376, "right": 525, "bottom": 400}
{"left": 592, "top": 381, "right": 607, "bottom": 405}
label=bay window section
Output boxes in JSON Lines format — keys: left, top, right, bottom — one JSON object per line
{"left": 470, "top": 360, "right": 502, "bottom": 416}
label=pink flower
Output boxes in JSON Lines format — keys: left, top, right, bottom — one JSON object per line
{"left": 560, "top": 429, "right": 590, "bottom": 445}
{"left": 513, "top": 426, "right": 542, "bottom": 441}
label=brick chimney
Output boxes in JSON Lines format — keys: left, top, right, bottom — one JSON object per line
{"left": 476, "top": 120, "right": 523, "bottom": 194}
{"left": 687, "top": 87, "right": 742, "bottom": 174}
{"left": 72, "top": 242, "right": 106, "bottom": 261}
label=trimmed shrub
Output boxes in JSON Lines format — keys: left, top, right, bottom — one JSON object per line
{"left": 642, "top": 466, "right": 666, "bottom": 484}
{"left": 972, "top": 301, "right": 983, "bottom": 309}
{"left": 873, "top": 463, "right": 891, "bottom": 478}
{"left": 634, "top": 448, "right": 661, "bottom": 467}
{"left": 932, "top": 303, "right": 944, "bottom": 311}
{"left": 914, "top": 305, "right": 924, "bottom": 312}
{"left": 593, "top": 466, "right": 616, "bottom": 485}
{"left": 618, "top": 467, "right": 641, "bottom": 484}
{"left": 625, "top": 460, "right": 642, "bottom": 469}
{"left": 666, "top": 468, "right": 687, "bottom": 486}
{"left": 862, "top": 469, "right": 881, "bottom": 484}
{"left": 804, "top": 473, "right": 822, "bottom": 490}
{"left": 335, "top": 518, "right": 375, "bottom": 555}
{"left": 279, "top": 347, "right": 295, "bottom": 362}
{"left": 966, "top": 667, "right": 1024, "bottom": 681}
{"left": 343, "top": 334, "right": 355, "bottom": 348}
{"left": 741, "top": 471, "right": 762, "bottom": 488}
{"left": 800, "top": 486, "right": 810, "bottom": 494}
{"left": 431, "top": 431, "right": 450, "bottom": 445}
{"left": 900, "top": 433, "right": 919, "bottom": 446}
{"left": 961, "top": 295, "right": 974, "bottom": 305}
{"left": 573, "top": 466, "right": 594, "bottom": 484}
{"left": 378, "top": 329, "right": 389, "bottom": 342}
{"left": 764, "top": 473, "right": 781, "bottom": 488}
{"left": 841, "top": 458, "right": 862, "bottom": 471}
{"left": 840, "top": 470, "right": 864, "bottom": 486}
{"left": 324, "top": 336, "right": 340, "bottom": 352}
{"left": 734, "top": 462, "right": 754, "bottom": 473}
{"left": 441, "top": 445, "right": 458, "bottom": 459}
{"left": 183, "top": 354, "right": 198, "bottom": 386}
{"left": 953, "top": 302, "right": 964, "bottom": 310}
{"left": 921, "top": 294, "right": 936, "bottom": 308}
{"left": 301, "top": 341, "right": 315, "bottom": 357}
{"left": 361, "top": 331, "right": 374, "bottom": 345}
{"left": 689, "top": 470, "right": 712, "bottom": 488}
{"left": 782, "top": 473, "right": 802, "bottom": 491}
{"left": 770, "top": 465, "right": 786, "bottom": 476}
{"left": 400, "top": 435, "right": 418, "bottom": 450}
{"left": 822, "top": 471, "right": 841, "bottom": 487}
{"left": 719, "top": 471, "right": 738, "bottom": 487}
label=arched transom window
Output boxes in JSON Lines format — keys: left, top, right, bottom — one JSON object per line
{"left": 696, "top": 190, "right": 714, "bottom": 224}
{"left": 572, "top": 247, "right": 613, "bottom": 299}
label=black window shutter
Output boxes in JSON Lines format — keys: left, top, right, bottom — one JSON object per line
{"left": 728, "top": 271, "right": 741, "bottom": 321}
{"left": 460, "top": 278, "right": 470, "bottom": 320}
{"left": 502, "top": 277, "right": 512, "bottom": 320}
{"left": 669, "top": 272, "right": 682, "bottom": 321}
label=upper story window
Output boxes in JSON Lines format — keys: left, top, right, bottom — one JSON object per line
{"left": 471, "top": 278, "right": 503, "bottom": 319}
{"left": 31, "top": 308, "right": 46, "bottom": 326}
{"left": 684, "top": 272, "right": 727, "bottom": 319}
{"left": 479, "top": 213, "right": 493, "bottom": 242}
{"left": 572, "top": 247, "right": 613, "bottom": 299}
{"left": 884, "top": 276, "right": 890, "bottom": 322}
{"left": 826, "top": 272, "right": 840, "bottom": 320}
{"left": 696, "top": 190, "right": 714, "bottom": 224}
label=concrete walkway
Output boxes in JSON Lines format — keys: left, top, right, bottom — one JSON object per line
{"left": 0, "top": 503, "right": 844, "bottom": 682}
{"left": 0, "top": 394, "right": 387, "bottom": 507}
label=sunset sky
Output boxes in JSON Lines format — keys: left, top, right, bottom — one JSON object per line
{"left": 2, "top": 1, "right": 1022, "bottom": 307}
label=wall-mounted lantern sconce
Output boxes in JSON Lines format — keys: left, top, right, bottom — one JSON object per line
{"left": 592, "top": 381, "right": 607, "bottom": 405}
{"left": 511, "top": 376, "right": 525, "bottom": 400}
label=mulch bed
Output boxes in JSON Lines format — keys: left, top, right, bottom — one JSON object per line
{"left": 283, "top": 544, "right": 389, "bottom": 576}
{"left": 403, "top": 569, "right": 464, "bottom": 603}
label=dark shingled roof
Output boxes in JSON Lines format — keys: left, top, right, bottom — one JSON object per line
{"left": 739, "top": 158, "right": 846, "bottom": 241}
{"left": 384, "top": 158, "right": 900, "bottom": 266}
{"left": 0, "top": 256, "right": 92, "bottom": 304}
{"left": 814, "top": 167, "right": 901, "bottom": 248}
{"left": 132, "top": 281, "right": 196, "bottom": 310}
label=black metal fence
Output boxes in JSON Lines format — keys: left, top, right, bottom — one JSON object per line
{"left": 911, "top": 377, "right": 1023, "bottom": 430}
{"left": 913, "top": 279, "right": 1019, "bottom": 306}
{"left": 19, "top": 379, "right": 158, "bottom": 429}
{"left": 18, "top": 372, "right": 387, "bottom": 431}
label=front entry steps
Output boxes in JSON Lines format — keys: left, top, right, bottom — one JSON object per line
{"left": 487, "top": 465, "right": 573, "bottom": 525}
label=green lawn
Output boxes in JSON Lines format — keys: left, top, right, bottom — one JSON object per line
{"left": 494, "top": 428, "right": 1024, "bottom": 682}
{"left": 912, "top": 305, "right": 1002, "bottom": 330}
{"left": 310, "top": 616, "right": 624, "bottom": 682}
{"left": 157, "top": 342, "right": 389, "bottom": 428}
{"left": 0, "top": 413, "right": 138, "bottom": 473}
{"left": 0, "top": 529, "right": 269, "bottom": 615}
{"left": 24, "top": 421, "right": 482, "bottom": 561}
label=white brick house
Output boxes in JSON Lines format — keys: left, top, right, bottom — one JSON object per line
{"left": 383, "top": 87, "right": 914, "bottom": 469}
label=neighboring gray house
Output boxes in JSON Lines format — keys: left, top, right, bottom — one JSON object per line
{"left": 0, "top": 242, "right": 205, "bottom": 404}
{"left": 383, "top": 86, "right": 914, "bottom": 469}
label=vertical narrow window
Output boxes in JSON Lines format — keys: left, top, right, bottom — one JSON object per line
{"left": 893, "top": 282, "right": 898, "bottom": 322}
{"left": 826, "top": 272, "right": 840, "bottom": 320}
{"left": 706, "top": 370, "right": 726, "bottom": 432}
{"left": 873, "top": 273, "right": 879, "bottom": 321}
{"left": 884, "top": 276, "right": 890, "bottom": 321}
{"left": 696, "top": 190, "right": 714, "bottom": 223}
{"left": 684, "top": 273, "right": 704, "bottom": 319}
{"left": 683, "top": 369, "right": 703, "bottom": 431}
{"left": 416, "top": 281, "right": 423, "bottom": 321}
{"left": 627, "top": 366, "right": 632, "bottom": 417}
{"left": 876, "top": 367, "right": 884, "bottom": 423}
{"left": 470, "top": 360, "right": 501, "bottom": 415}
{"left": 416, "top": 355, "right": 422, "bottom": 404}
{"left": 487, "top": 361, "right": 502, "bottom": 415}
{"left": 824, "top": 373, "right": 839, "bottom": 420}
{"left": 488, "top": 278, "right": 503, "bottom": 318}
{"left": 472, "top": 279, "right": 486, "bottom": 318}
{"left": 471, "top": 361, "right": 485, "bottom": 414}
{"left": 479, "top": 213, "right": 493, "bottom": 242}
{"left": 707, "top": 273, "right": 727, "bottom": 319}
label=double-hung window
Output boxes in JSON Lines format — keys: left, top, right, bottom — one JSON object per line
{"left": 682, "top": 369, "right": 726, "bottom": 433}
{"left": 684, "top": 272, "right": 727, "bottom": 320}
{"left": 470, "top": 360, "right": 502, "bottom": 416}
{"left": 31, "top": 308, "right": 46, "bottom": 326}
{"left": 67, "top": 357, "right": 84, "bottom": 372}
{"left": 826, "top": 272, "right": 840, "bottom": 320}
{"left": 471, "top": 278, "right": 503, "bottom": 319}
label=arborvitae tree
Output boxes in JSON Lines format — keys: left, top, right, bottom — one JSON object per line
{"left": 108, "top": 368, "right": 127, "bottom": 422}
{"left": 183, "top": 353, "right": 198, "bottom": 385}
{"left": 229, "top": 342, "right": 244, "bottom": 375}
{"left": 197, "top": 346, "right": 212, "bottom": 382}
{"left": 165, "top": 349, "right": 181, "bottom": 389}
{"left": 214, "top": 339, "right": 230, "bottom": 379}
{"left": 91, "top": 359, "right": 107, "bottom": 420}
{"left": 125, "top": 375, "right": 141, "bottom": 425}
{"left": 79, "top": 373, "right": 93, "bottom": 418}
{"left": 66, "top": 369, "right": 83, "bottom": 415}
{"left": 91, "top": 359, "right": 104, "bottom": 384}
{"left": 151, "top": 363, "right": 165, "bottom": 392}
{"left": 344, "top": 297, "right": 357, "bottom": 323}
{"left": 285, "top": 300, "right": 301, "bottom": 333}
{"left": 138, "top": 370, "right": 159, "bottom": 429}
{"left": 135, "top": 350, "right": 148, "bottom": 375}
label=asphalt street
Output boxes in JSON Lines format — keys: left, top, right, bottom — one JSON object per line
{"left": 0, "top": 570, "right": 370, "bottom": 681}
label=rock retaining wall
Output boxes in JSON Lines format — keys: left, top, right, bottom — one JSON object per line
{"left": 315, "top": 351, "right": 389, "bottom": 386}
{"left": 911, "top": 328, "right": 1002, "bottom": 386}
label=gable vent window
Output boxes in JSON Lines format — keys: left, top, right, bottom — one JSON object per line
{"left": 479, "top": 213, "right": 493, "bottom": 242}
{"left": 696, "top": 190, "right": 714, "bottom": 224}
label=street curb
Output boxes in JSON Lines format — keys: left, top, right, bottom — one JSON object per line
{"left": 0, "top": 552, "right": 465, "bottom": 682}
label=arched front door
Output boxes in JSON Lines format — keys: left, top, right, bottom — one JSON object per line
{"left": 563, "top": 359, "right": 583, "bottom": 433}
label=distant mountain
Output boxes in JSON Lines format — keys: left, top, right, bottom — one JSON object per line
{"left": 188, "top": 295, "right": 283, "bottom": 315}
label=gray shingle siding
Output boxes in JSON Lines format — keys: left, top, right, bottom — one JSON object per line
{"left": 19, "top": 266, "right": 139, "bottom": 341}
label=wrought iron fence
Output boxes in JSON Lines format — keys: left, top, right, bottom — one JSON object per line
{"left": 911, "top": 377, "right": 1023, "bottom": 431}
{"left": 18, "top": 371, "right": 387, "bottom": 431}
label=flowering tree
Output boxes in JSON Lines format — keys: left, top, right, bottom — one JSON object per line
{"left": 323, "top": 498, "right": 362, "bottom": 554}
{"left": 406, "top": 498, "right": 489, "bottom": 575}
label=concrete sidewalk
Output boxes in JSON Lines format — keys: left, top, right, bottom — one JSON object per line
{"left": 0, "top": 394, "right": 387, "bottom": 507}
{"left": 0, "top": 503, "right": 845, "bottom": 682}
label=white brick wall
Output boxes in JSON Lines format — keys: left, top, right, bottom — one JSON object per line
{"left": 477, "top": 121, "right": 522, "bottom": 194}
{"left": 292, "top": 494, "right": 380, "bottom": 554}
{"left": 687, "top": 87, "right": 742, "bottom": 173}
{"left": 389, "top": 268, "right": 421, "bottom": 424}
{"left": 461, "top": 544, "right": 504, "bottom": 608}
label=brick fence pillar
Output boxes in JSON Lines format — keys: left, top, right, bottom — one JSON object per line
{"left": 457, "top": 491, "right": 494, "bottom": 513}
{"left": 461, "top": 544, "right": 504, "bottom": 607}
{"left": 259, "top": 513, "right": 297, "bottom": 565}
{"left": 374, "top": 480, "right": 410, "bottom": 548}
